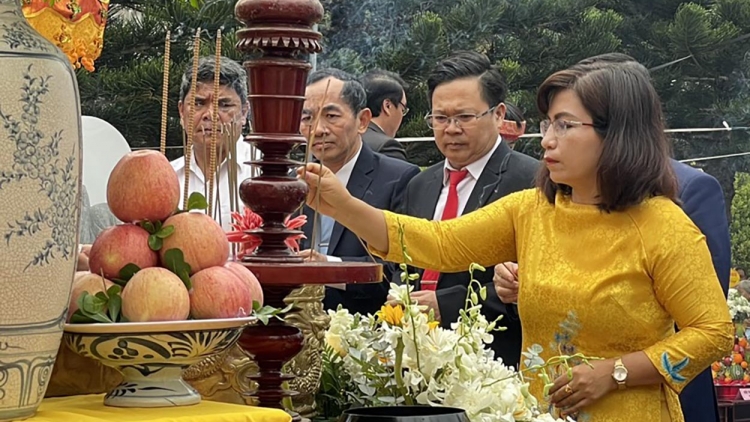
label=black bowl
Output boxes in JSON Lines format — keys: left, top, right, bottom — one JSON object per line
{"left": 338, "top": 406, "right": 470, "bottom": 422}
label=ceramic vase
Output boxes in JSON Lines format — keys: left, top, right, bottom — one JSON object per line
{"left": 0, "top": 0, "right": 82, "bottom": 420}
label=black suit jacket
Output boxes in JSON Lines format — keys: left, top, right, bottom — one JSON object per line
{"left": 301, "top": 143, "right": 420, "bottom": 316}
{"left": 398, "top": 141, "right": 538, "bottom": 367}
{"left": 361, "top": 123, "right": 408, "bottom": 162}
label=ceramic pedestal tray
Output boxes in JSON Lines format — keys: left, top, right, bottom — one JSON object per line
{"left": 63, "top": 317, "right": 255, "bottom": 408}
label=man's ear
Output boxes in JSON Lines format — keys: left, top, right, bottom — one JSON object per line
{"left": 493, "top": 103, "right": 507, "bottom": 122}
{"left": 357, "top": 108, "right": 373, "bottom": 134}
{"left": 382, "top": 99, "right": 392, "bottom": 117}
{"left": 178, "top": 100, "right": 185, "bottom": 127}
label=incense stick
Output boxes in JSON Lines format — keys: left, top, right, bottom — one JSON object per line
{"left": 207, "top": 29, "right": 222, "bottom": 218}
{"left": 305, "top": 80, "right": 331, "bottom": 257}
{"left": 159, "top": 31, "right": 171, "bottom": 156}
{"left": 183, "top": 28, "right": 201, "bottom": 210}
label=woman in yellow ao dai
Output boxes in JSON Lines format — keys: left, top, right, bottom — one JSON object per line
{"left": 298, "top": 58, "right": 733, "bottom": 422}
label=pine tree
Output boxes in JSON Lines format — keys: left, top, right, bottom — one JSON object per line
{"left": 731, "top": 172, "right": 750, "bottom": 272}
{"left": 77, "top": 0, "right": 241, "bottom": 160}
{"left": 317, "top": 0, "right": 750, "bottom": 207}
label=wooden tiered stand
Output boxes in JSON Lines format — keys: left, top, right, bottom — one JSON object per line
{"left": 233, "top": 1, "right": 382, "bottom": 420}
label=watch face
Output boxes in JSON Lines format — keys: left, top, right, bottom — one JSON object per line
{"left": 614, "top": 367, "right": 628, "bottom": 382}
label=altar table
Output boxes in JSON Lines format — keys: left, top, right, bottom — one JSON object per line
{"left": 26, "top": 394, "right": 292, "bottom": 422}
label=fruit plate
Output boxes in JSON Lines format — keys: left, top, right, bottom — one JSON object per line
{"left": 62, "top": 317, "right": 255, "bottom": 408}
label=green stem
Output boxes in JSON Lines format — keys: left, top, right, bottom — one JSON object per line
{"left": 394, "top": 339, "right": 414, "bottom": 405}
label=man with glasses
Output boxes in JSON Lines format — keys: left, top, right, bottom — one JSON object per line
{"left": 394, "top": 51, "right": 538, "bottom": 368}
{"left": 298, "top": 68, "right": 420, "bottom": 316}
{"left": 360, "top": 69, "right": 409, "bottom": 161}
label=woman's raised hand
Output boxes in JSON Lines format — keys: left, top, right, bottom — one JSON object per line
{"left": 297, "top": 163, "right": 354, "bottom": 219}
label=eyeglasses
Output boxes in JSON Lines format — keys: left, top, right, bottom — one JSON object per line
{"left": 539, "top": 119, "right": 596, "bottom": 138}
{"left": 424, "top": 106, "right": 496, "bottom": 129}
{"left": 399, "top": 101, "right": 410, "bottom": 116}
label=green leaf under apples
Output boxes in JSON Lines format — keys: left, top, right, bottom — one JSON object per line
{"left": 70, "top": 286, "right": 125, "bottom": 324}
{"left": 115, "top": 263, "right": 141, "bottom": 286}
{"left": 76, "top": 292, "right": 113, "bottom": 323}
{"left": 156, "top": 225, "right": 175, "bottom": 239}
{"left": 162, "top": 248, "right": 192, "bottom": 290}
{"left": 148, "top": 236, "right": 163, "bottom": 251}
{"left": 107, "top": 285, "right": 123, "bottom": 322}
{"left": 187, "top": 192, "right": 208, "bottom": 211}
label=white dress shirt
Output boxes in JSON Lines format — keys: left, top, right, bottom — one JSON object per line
{"left": 313, "top": 142, "right": 363, "bottom": 263}
{"left": 433, "top": 137, "right": 503, "bottom": 220}
{"left": 171, "top": 137, "right": 260, "bottom": 231}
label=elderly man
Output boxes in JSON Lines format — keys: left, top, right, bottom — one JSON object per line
{"left": 298, "top": 68, "right": 420, "bottom": 316}
{"left": 172, "top": 56, "right": 258, "bottom": 230}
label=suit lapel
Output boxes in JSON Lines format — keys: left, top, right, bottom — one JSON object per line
{"left": 417, "top": 167, "right": 444, "bottom": 219}
{"left": 437, "top": 142, "right": 512, "bottom": 288}
{"left": 464, "top": 141, "right": 513, "bottom": 213}
{"left": 328, "top": 145, "right": 375, "bottom": 254}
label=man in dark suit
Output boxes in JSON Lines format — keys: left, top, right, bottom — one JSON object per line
{"left": 298, "top": 68, "right": 420, "bottom": 316}
{"left": 395, "top": 51, "right": 538, "bottom": 368}
{"left": 494, "top": 53, "right": 732, "bottom": 422}
{"left": 671, "top": 159, "right": 731, "bottom": 422}
{"left": 360, "top": 70, "right": 409, "bottom": 161}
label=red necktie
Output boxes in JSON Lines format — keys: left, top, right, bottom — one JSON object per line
{"left": 421, "top": 169, "right": 469, "bottom": 291}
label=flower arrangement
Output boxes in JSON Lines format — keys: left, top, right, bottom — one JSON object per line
{"left": 728, "top": 288, "right": 750, "bottom": 324}
{"left": 226, "top": 207, "right": 307, "bottom": 258}
{"left": 713, "top": 288, "right": 750, "bottom": 394}
{"left": 316, "top": 224, "right": 575, "bottom": 422}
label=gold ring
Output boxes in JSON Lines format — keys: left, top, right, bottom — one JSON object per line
{"left": 564, "top": 384, "right": 573, "bottom": 395}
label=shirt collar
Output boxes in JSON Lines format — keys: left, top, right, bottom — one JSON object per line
{"left": 442, "top": 136, "right": 503, "bottom": 186}
{"left": 171, "top": 136, "right": 252, "bottom": 180}
{"left": 335, "top": 141, "right": 363, "bottom": 185}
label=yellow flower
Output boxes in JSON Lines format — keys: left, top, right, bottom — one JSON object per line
{"left": 731, "top": 268, "right": 741, "bottom": 288}
{"left": 428, "top": 321, "right": 439, "bottom": 330}
{"left": 325, "top": 332, "right": 346, "bottom": 357}
{"left": 377, "top": 304, "right": 404, "bottom": 326}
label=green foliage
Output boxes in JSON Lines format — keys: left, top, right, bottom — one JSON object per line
{"left": 69, "top": 285, "right": 125, "bottom": 323}
{"left": 731, "top": 173, "right": 750, "bottom": 271}
{"left": 162, "top": 248, "right": 193, "bottom": 289}
{"left": 80, "top": 0, "right": 750, "bottom": 212}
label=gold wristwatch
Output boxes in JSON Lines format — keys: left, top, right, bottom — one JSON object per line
{"left": 612, "top": 358, "right": 628, "bottom": 390}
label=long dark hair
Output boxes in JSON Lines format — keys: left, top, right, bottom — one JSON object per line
{"left": 535, "top": 60, "right": 677, "bottom": 212}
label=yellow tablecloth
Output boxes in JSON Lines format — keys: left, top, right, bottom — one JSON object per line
{"left": 28, "top": 395, "right": 292, "bottom": 422}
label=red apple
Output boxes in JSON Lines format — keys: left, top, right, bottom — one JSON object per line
{"left": 88, "top": 224, "right": 158, "bottom": 279}
{"left": 67, "top": 273, "right": 115, "bottom": 321}
{"left": 224, "top": 261, "right": 264, "bottom": 307}
{"left": 160, "top": 212, "right": 229, "bottom": 275}
{"left": 107, "top": 150, "right": 180, "bottom": 223}
{"left": 121, "top": 267, "right": 190, "bottom": 322}
{"left": 190, "top": 266, "right": 253, "bottom": 319}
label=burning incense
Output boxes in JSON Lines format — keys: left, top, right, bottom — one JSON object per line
{"left": 306, "top": 79, "right": 330, "bottom": 257}
{"left": 159, "top": 31, "right": 171, "bottom": 155}
{"left": 207, "top": 29, "right": 222, "bottom": 218}
{"left": 183, "top": 28, "right": 201, "bottom": 210}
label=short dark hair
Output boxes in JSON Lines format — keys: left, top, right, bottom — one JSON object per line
{"left": 427, "top": 51, "right": 507, "bottom": 108}
{"left": 535, "top": 59, "right": 677, "bottom": 212}
{"left": 505, "top": 103, "right": 525, "bottom": 128}
{"left": 307, "top": 68, "right": 367, "bottom": 114}
{"left": 576, "top": 53, "right": 637, "bottom": 68}
{"left": 179, "top": 57, "right": 248, "bottom": 104}
{"left": 361, "top": 69, "right": 407, "bottom": 117}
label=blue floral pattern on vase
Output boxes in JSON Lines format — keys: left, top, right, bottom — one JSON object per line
{"left": 0, "top": 64, "right": 78, "bottom": 269}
